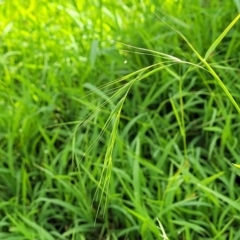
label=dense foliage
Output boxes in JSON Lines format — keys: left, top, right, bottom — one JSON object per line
{"left": 1, "top": 1, "right": 240, "bottom": 239}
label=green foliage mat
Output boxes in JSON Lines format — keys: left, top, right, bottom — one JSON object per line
{"left": 1, "top": 1, "right": 240, "bottom": 239}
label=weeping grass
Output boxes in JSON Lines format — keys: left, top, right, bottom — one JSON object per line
{"left": 1, "top": 0, "right": 240, "bottom": 239}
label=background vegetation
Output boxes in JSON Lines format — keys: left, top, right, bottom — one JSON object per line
{"left": 1, "top": 0, "right": 240, "bottom": 239}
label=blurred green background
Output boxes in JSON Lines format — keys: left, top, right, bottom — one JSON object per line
{"left": 1, "top": 0, "right": 240, "bottom": 239}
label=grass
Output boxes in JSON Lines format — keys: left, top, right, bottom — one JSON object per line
{"left": 1, "top": 0, "right": 240, "bottom": 239}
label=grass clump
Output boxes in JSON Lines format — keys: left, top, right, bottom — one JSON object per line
{"left": 1, "top": 0, "right": 240, "bottom": 239}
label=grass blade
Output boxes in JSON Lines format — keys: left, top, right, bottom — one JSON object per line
{"left": 204, "top": 14, "right": 240, "bottom": 60}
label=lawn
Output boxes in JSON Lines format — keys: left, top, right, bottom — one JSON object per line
{"left": 1, "top": 0, "right": 240, "bottom": 239}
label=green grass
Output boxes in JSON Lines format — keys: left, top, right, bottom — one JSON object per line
{"left": 1, "top": 0, "right": 240, "bottom": 239}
